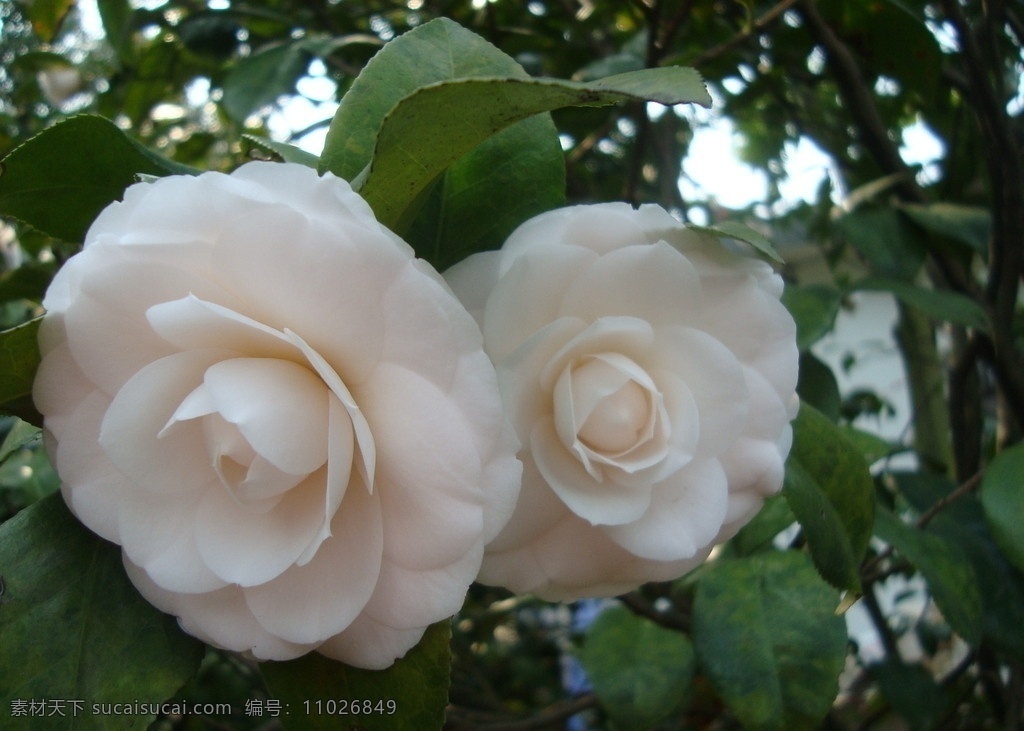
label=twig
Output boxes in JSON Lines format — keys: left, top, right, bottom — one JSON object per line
{"left": 689, "top": 0, "right": 800, "bottom": 69}
{"left": 915, "top": 471, "right": 982, "bottom": 529}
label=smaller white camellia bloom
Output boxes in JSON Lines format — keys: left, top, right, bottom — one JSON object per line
{"left": 34, "top": 161, "right": 521, "bottom": 668}
{"left": 446, "top": 202, "right": 799, "bottom": 600}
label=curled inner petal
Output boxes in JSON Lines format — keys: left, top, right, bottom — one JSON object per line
{"left": 552, "top": 352, "right": 671, "bottom": 483}
{"left": 577, "top": 379, "right": 648, "bottom": 453}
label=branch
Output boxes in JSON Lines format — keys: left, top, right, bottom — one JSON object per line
{"left": 940, "top": 0, "right": 1024, "bottom": 430}
{"left": 689, "top": 0, "right": 800, "bottom": 69}
{"left": 860, "top": 471, "right": 983, "bottom": 583}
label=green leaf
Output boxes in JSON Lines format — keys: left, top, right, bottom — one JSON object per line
{"left": 980, "top": 444, "right": 1024, "bottom": 573}
{"left": 897, "top": 201, "right": 990, "bottom": 255}
{"left": 836, "top": 207, "right": 927, "bottom": 281}
{"left": 0, "top": 318, "right": 41, "bottom": 416}
{"left": 796, "top": 352, "right": 841, "bottom": 421}
{"left": 261, "top": 621, "right": 451, "bottom": 731}
{"left": 0, "top": 262, "right": 55, "bottom": 305}
{"left": 838, "top": 426, "right": 898, "bottom": 465}
{"left": 853, "top": 277, "right": 990, "bottom": 333}
{"left": 781, "top": 284, "right": 842, "bottom": 351}
{"left": 222, "top": 40, "right": 312, "bottom": 123}
{"left": 693, "top": 220, "right": 784, "bottom": 263}
{"left": 869, "top": 660, "right": 946, "bottom": 731}
{"left": 241, "top": 134, "right": 319, "bottom": 167}
{"left": 927, "top": 506, "right": 1024, "bottom": 664}
{"left": 0, "top": 115, "right": 194, "bottom": 242}
{"left": 405, "top": 116, "right": 565, "bottom": 270}
{"left": 26, "top": 0, "right": 74, "bottom": 41}
{"left": 783, "top": 462, "right": 860, "bottom": 592}
{"left": 578, "top": 605, "right": 695, "bottom": 731}
{"left": 787, "top": 404, "right": 875, "bottom": 565}
{"left": 0, "top": 493, "right": 206, "bottom": 728}
{"left": 0, "top": 419, "right": 40, "bottom": 464}
{"left": 96, "top": 0, "right": 134, "bottom": 60}
{"left": 692, "top": 552, "right": 847, "bottom": 731}
{"left": 319, "top": 18, "right": 566, "bottom": 267}
{"left": 355, "top": 66, "right": 710, "bottom": 232}
{"left": 728, "top": 494, "right": 796, "bottom": 557}
{"left": 873, "top": 507, "right": 983, "bottom": 643}
{"left": 321, "top": 18, "right": 533, "bottom": 183}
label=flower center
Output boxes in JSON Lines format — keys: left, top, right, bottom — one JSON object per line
{"left": 552, "top": 352, "right": 666, "bottom": 478}
{"left": 576, "top": 374, "right": 650, "bottom": 453}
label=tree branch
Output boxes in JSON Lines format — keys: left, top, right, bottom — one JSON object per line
{"left": 689, "top": 0, "right": 801, "bottom": 69}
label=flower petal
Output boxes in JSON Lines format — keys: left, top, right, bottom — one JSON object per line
{"left": 146, "top": 294, "right": 298, "bottom": 360}
{"left": 562, "top": 242, "right": 702, "bottom": 327}
{"left": 201, "top": 358, "right": 328, "bottom": 476}
{"left": 317, "top": 614, "right": 427, "bottom": 671}
{"left": 482, "top": 244, "right": 598, "bottom": 361}
{"left": 100, "top": 350, "right": 227, "bottom": 495}
{"left": 653, "top": 326, "right": 748, "bottom": 458}
{"left": 531, "top": 417, "right": 653, "bottom": 526}
{"left": 604, "top": 459, "right": 729, "bottom": 561}
{"left": 359, "top": 364, "right": 484, "bottom": 570}
{"left": 194, "top": 474, "right": 327, "bottom": 586}
{"left": 244, "top": 476, "right": 383, "bottom": 644}
{"left": 124, "top": 560, "right": 315, "bottom": 661}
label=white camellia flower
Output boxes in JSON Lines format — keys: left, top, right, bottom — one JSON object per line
{"left": 33, "top": 161, "right": 521, "bottom": 669}
{"left": 446, "top": 202, "right": 798, "bottom": 600}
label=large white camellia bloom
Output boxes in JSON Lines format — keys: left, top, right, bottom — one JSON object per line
{"left": 446, "top": 202, "right": 798, "bottom": 600}
{"left": 33, "top": 161, "right": 521, "bottom": 668}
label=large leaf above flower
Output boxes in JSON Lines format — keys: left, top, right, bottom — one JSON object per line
{"left": 0, "top": 115, "right": 195, "bottom": 242}
{"left": 319, "top": 18, "right": 710, "bottom": 267}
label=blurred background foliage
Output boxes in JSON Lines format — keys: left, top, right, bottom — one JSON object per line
{"left": 1, "top": 0, "right": 1023, "bottom": 730}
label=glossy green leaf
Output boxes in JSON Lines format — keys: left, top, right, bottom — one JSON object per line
{"left": 0, "top": 419, "right": 40, "bottom": 464}
{"left": 578, "top": 604, "right": 694, "bottom": 731}
{"left": 694, "top": 220, "right": 783, "bottom": 263}
{"left": 869, "top": 660, "right": 945, "bottom": 731}
{"left": 0, "top": 493, "right": 205, "bottom": 729}
{"left": 692, "top": 552, "right": 847, "bottom": 731}
{"left": 873, "top": 507, "right": 983, "bottom": 643}
{"left": 781, "top": 284, "right": 842, "bottom": 351}
{"left": 787, "top": 404, "right": 875, "bottom": 566}
{"left": 355, "top": 66, "right": 710, "bottom": 231}
{"left": 853, "top": 277, "right": 990, "bottom": 333}
{"left": 897, "top": 201, "right": 990, "bottom": 255}
{"left": 928, "top": 506, "right": 1024, "bottom": 664}
{"left": 796, "top": 352, "right": 841, "bottom": 421}
{"left": 241, "top": 135, "right": 319, "bottom": 167}
{"left": 222, "top": 40, "right": 312, "bottom": 123}
{"left": 0, "top": 115, "right": 194, "bottom": 242}
{"left": 261, "top": 621, "right": 451, "bottom": 731}
{"left": 320, "top": 18, "right": 538, "bottom": 182}
{"left": 838, "top": 426, "right": 898, "bottom": 465}
{"left": 405, "top": 116, "right": 565, "bottom": 270}
{"left": 980, "top": 444, "right": 1024, "bottom": 573}
{"left": 0, "top": 318, "right": 41, "bottom": 416}
{"left": 837, "top": 207, "right": 927, "bottom": 281}
{"left": 728, "top": 494, "right": 796, "bottom": 557}
{"left": 319, "top": 18, "right": 566, "bottom": 267}
{"left": 783, "top": 462, "right": 860, "bottom": 592}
